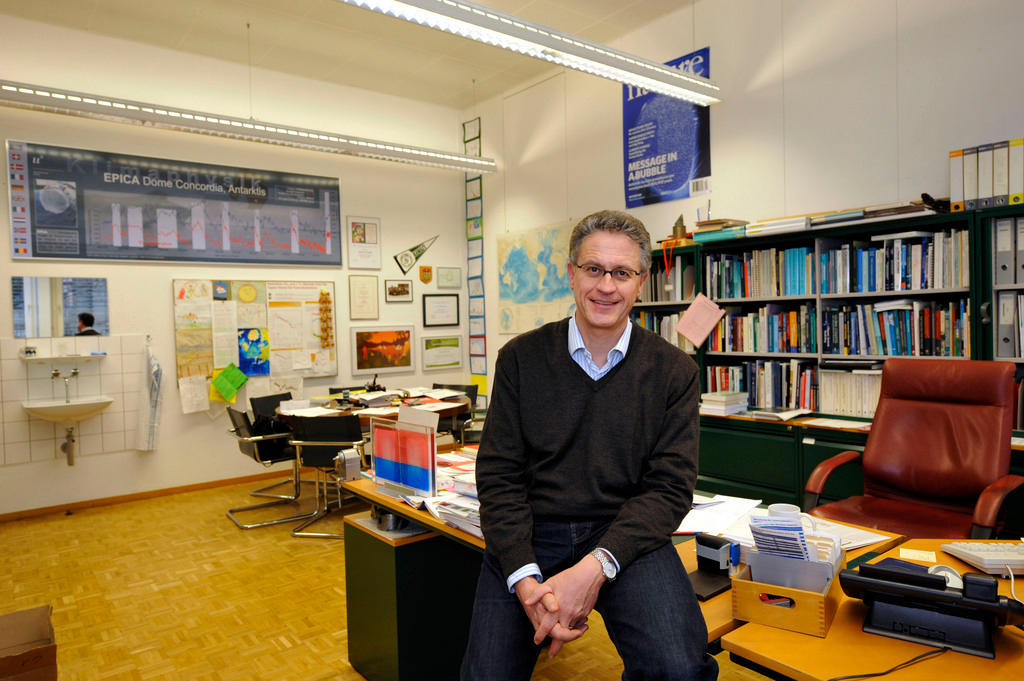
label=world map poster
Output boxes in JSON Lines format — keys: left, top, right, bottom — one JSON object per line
{"left": 496, "top": 221, "right": 573, "bottom": 334}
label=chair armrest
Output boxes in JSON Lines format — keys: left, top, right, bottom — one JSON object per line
{"left": 971, "top": 474, "right": 1024, "bottom": 533}
{"left": 802, "top": 450, "right": 863, "bottom": 511}
{"left": 289, "top": 438, "right": 366, "bottom": 448}
{"left": 228, "top": 429, "right": 292, "bottom": 443}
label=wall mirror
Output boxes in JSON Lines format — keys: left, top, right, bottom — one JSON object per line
{"left": 11, "top": 276, "right": 109, "bottom": 337}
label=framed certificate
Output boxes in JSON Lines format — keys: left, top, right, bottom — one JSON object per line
{"left": 422, "top": 293, "right": 459, "bottom": 327}
{"left": 348, "top": 274, "right": 379, "bottom": 320}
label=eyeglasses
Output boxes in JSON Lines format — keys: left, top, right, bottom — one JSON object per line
{"left": 574, "top": 263, "right": 643, "bottom": 283}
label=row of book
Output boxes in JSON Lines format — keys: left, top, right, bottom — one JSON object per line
{"left": 639, "top": 258, "right": 695, "bottom": 304}
{"left": 708, "top": 304, "right": 817, "bottom": 354}
{"left": 633, "top": 311, "right": 696, "bottom": 352}
{"left": 704, "top": 246, "right": 816, "bottom": 300}
{"left": 819, "top": 228, "right": 970, "bottom": 294}
{"left": 949, "top": 140, "right": 1024, "bottom": 211}
{"left": 704, "top": 359, "right": 819, "bottom": 411}
{"left": 817, "top": 368, "right": 882, "bottom": 418}
{"left": 704, "top": 361, "right": 884, "bottom": 417}
{"left": 821, "top": 298, "right": 971, "bottom": 358}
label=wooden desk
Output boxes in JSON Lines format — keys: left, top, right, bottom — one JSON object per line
{"left": 722, "top": 539, "right": 1024, "bottom": 681}
{"left": 342, "top": 478, "right": 739, "bottom": 643}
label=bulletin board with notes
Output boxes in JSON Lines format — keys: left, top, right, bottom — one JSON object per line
{"left": 171, "top": 278, "right": 337, "bottom": 382}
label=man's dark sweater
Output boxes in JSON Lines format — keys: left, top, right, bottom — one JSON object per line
{"left": 477, "top": 318, "right": 701, "bottom": 580}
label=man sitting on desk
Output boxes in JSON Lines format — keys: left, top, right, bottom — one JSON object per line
{"left": 461, "top": 210, "right": 716, "bottom": 681}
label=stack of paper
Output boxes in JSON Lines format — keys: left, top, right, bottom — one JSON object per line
{"left": 353, "top": 390, "right": 402, "bottom": 407}
{"left": 436, "top": 495, "right": 482, "bottom": 538}
{"left": 675, "top": 494, "right": 762, "bottom": 535}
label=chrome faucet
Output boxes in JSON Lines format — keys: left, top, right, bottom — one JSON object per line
{"left": 51, "top": 367, "right": 78, "bottom": 403}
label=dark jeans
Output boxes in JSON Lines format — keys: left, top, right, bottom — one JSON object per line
{"left": 460, "top": 520, "right": 718, "bottom": 681}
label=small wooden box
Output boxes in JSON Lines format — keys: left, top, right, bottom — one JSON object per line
{"left": 730, "top": 562, "right": 844, "bottom": 638}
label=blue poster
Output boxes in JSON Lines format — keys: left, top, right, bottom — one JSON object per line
{"left": 623, "top": 47, "right": 711, "bottom": 208}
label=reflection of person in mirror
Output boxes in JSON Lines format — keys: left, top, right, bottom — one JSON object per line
{"left": 76, "top": 312, "right": 100, "bottom": 336}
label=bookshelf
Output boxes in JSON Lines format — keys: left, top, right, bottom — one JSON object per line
{"left": 632, "top": 241, "right": 700, "bottom": 353}
{"left": 698, "top": 211, "right": 976, "bottom": 417}
{"left": 684, "top": 207, "right": 1024, "bottom": 515}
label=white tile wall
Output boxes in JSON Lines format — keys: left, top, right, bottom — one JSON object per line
{"left": 0, "top": 334, "right": 145, "bottom": 466}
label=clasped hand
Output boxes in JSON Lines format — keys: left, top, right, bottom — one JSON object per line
{"left": 514, "top": 555, "right": 606, "bottom": 658}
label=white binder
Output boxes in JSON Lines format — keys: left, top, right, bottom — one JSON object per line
{"left": 995, "top": 217, "right": 1015, "bottom": 285}
{"left": 963, "top": 147, "right": 978, "bottom": 210}
{"left": 977, "top": 143, "right": 994, "bottom": 209}
{"left": 997, "top": 291, "right": 1016, "bottom": 357}
{"left": 993, "top": 140, "right": 1010, "bottom": 206}
{"left": 1017, "top": 217, "right": 1024, "bottom": 284}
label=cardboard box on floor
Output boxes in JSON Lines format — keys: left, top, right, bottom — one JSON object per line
{"left": 0, "top": 605, "right": 56, "bottom": 681}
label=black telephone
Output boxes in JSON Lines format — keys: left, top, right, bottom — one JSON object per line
{"left": 839, "top": 562, "right": 1024, "bottom": 658}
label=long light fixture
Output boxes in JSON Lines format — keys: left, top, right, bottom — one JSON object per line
{"left": 0, "top": 78, "right": 496, "bottom": 173}
{"left": 336, "top": 0, "right": 721, "bottom": 106}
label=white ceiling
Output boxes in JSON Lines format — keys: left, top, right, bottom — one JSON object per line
{"left": 0, "top": 0, "right": 689, "bottom": 109}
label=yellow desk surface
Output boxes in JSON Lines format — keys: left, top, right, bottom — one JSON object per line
{"left": 722, "top": 539, "right": 1024, "bottom": 681}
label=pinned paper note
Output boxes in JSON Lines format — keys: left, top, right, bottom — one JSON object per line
{"left": 676, "top": 293, "right": 725, "bottom": 346}
{"left": 210, "top": 363, "right": 248, "bottom": 402}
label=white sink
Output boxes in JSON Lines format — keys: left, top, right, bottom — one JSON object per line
{"left": 22, "top": 396, "right": 114, "bottom": 423}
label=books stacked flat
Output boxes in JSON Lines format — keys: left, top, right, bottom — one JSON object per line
{"left": 745, "top": 216, "right": 811, "bottom": 236}
{"left": 699, "top": 390, "right": 748, "bottom": 416}
{"left": 692, "top": 224, "right": 747, "bottom": 243}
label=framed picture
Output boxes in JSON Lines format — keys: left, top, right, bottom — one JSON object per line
{"left": 348, "top": 274, "right": 379, "bottom": 320}
{"left": 463, "top": 117, "right": 480, "bottom": 141}
{"left": 384, "top": 279, "right": 412, "bottom": 303}
{"left": 468, "top": 277, "right": 484, "bottom": 297}
{"left": 437, "top": 267, "right": 461, "bottom": 289}
{"left": 423, "top": 293, "right": 459, "bottom": 327}
{"left": 345, "top": 216, "right": 382, "bottom": 269}
{"left": 421, "top": 335, "right": 463, "bottom": 371}
{"left": 350, "top": 326, "right": 413, "bottom": 375}
{"left": 468, "top": 297, "right": 485, "bottom": 317}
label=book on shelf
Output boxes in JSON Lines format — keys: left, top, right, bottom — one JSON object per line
{"left": 699, "top": 402, "right": 748, "bottom": 416}
{"left": 692, "top": 225, "right": 747, "bottom": 243}
{"left": 694, "top": 218, "right": 748, "bottom": 232}
{"left": 745, "top": 216, "right": 810, "bottom": 236}
{"left": 810, "top": 208, "right": 865, "bottom": 225}
{"left": 700, "top": 390, "right": 748, "bottom": 404}
{"left": 743, "top": 406, "right": 812, "bottom": 421}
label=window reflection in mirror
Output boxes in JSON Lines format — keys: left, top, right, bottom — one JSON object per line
{"left": 11, "top": 277, "right": 109, "bottom": 338}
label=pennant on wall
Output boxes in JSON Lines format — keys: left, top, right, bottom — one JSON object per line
{"left": 393, "top": 235, "right": 438, "bottom": 274}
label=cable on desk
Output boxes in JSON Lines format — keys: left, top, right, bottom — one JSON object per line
{"left": 1007, "top": 564, "right": 1021, "bottom": 604}
{"left": 825, "top": 647, "right": 948, "bottom": 681}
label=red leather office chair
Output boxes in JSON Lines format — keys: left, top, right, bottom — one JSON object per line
{"left": 803, "top": 358, "right": 1023, "bottom": 539}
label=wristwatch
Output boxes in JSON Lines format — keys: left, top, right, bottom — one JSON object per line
{"left": 590, "top": 548, "right": 618, "bottom": 582}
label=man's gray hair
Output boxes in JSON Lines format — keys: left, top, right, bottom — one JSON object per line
{"left": 568, "top": 210, "right": 652, "bottom": 272}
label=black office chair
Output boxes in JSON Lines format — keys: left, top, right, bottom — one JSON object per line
{"left": 225, "top": 407, "right": 317, "bottom": 530}
{"left": 244, "top": 392, "right": 307, "bottom": 500}
{"left": 287, "top": 415, "right": 366, "bottom": 539}
{"left": 432, "top": 383, "right": 479, "bottom": 446}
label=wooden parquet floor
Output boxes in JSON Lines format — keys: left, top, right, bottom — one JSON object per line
{"left": 0, "top": 479, "right": 767, "bottom": 681}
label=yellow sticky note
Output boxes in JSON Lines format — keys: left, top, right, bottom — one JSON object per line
{"left": 899, "top": 548, "right": 936, "bottom": 562}
{"left": 208, "top": 368, "right": 238, "bottom": 404}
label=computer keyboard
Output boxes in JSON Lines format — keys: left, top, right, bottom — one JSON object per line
{"left": 941, "top": 542, "right": 1024, "bottom": 576}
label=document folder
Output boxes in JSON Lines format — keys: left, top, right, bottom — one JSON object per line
{"left": 995, "top": 217, "right": 1015, "bottom": 285}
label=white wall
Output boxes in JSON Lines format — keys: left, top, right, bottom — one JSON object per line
{"left": 0, "top": 17, "right": 471, "bottom": 513}
{"left": 472, "top": 0, "right": 1024, "bottom": 376}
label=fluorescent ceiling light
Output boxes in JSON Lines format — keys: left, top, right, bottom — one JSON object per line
{"left": 0, "top": 79, "right": 496, "bottom": 174}
{"left": 336, "top": 0, "right": 721, "bottom": 106}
